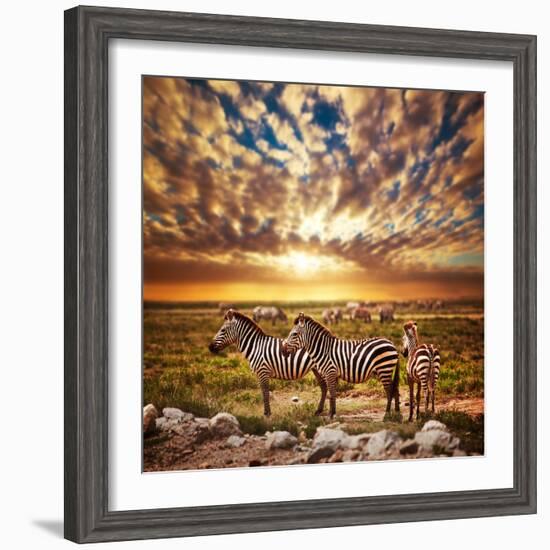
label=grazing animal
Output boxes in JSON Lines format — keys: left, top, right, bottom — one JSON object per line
{"left": 209, "top": 310, "right": 325, "bottom": 416}
{"left": 351, "top": 306, "right": 372, "bottom": 323}
{"left": 322, "top": 308, "right": 334, "bottom": 325}
{"left": 322, "top": 307, "right": 343, "bottom": 325}
{"left": 379, "top": 306, "right": 395, "bottom": 323}
{"left": 346, "top": 301, "right": 365, "bottom": 313}
{"left": 402, "top": 321, "right": 441, "bottom": 421}
{"left": 282, "top": 313, "right": 400, "bottom": 418}
{"left": 252, "top": 305, "right": 288, "bottom": 325}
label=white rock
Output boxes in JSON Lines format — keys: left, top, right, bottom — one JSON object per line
{"left": 422, "top": 420, "right": 448, "bottom": 432}
{"left": 143, "top": 404, "right": 158, "bottom": 435}
{"left": 225, "top": 435, "right": 246, "bottom": 448}
{"left": 366, "top": 430, "right": 402, "bottom": 458}
{"left": 155, "top": 417, "right": 168, "bottom": 431}
{"left": 155, "top": 417, "right": 185, "bottom": 433}
{"left": 194, "top": 417, "right": 210, "bottom": 427}
{"left": 342, "top": 433, "right": 371, "bottom": 450}
{"left": 312, "top": 427, "right": 349, "bottom": 451}
{"left": 415, "top": 429, "right": 460, "bottom": 452}
{"left": 163, "top": 408, "right": 194, "bottom": 422}
{"left": 306, "top": 446, "right": 335, "bottom": 464}
{"left": 265, "top": 431, "right": 298, "bottom": 450}
{"left": 324, "top": 422, "right": 341, "bottom": 429}
{"left": 209, "top": 412, "right": 242, "bottom": 437}
{"left": 342, "top": 449, "right": 360, "bottom": 462}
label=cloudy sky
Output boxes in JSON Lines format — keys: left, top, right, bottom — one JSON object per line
{"left": 143, "top": 76, "right": 484, "bottom": 302}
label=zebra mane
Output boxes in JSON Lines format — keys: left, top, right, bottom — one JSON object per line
{"left": 301, "top": 315, "right": 335, "bottom": 339}
{"left": 232, "top": 311, "right": 266, "bottom": 335}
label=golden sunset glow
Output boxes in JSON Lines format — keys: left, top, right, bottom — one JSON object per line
{"left": 143, "top": 77, "right": 484, "bottom": 302}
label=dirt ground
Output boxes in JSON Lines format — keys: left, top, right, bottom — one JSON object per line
{"left": 143, "top": 396, "right": 483, "bottom": 472}
{"left": 341, "top": 395, "right": 484, "bottom": 422}
{"left": 144, "top": 433, "right": 304, "bottom": 472}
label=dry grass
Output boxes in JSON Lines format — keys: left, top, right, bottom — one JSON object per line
{"left": 143, "top": 302, "right": 484, "bottom": 451}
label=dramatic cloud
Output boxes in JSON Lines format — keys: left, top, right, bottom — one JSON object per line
{"left": 143, "top": 77, "right": 484, "bottom": 301}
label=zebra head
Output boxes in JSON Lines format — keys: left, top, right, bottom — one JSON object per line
{"left": 402, "top": 320, "right": 418, "bottom": 351}
{"left": 282, "top": 312, "right": 307, "bottom": 356}
{"left": 209, "top": 309, "right": 239, "bottom": 353}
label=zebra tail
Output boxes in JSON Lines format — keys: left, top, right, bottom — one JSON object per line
{"left": 390, "top": 355, "right": 400, "bottom": 409}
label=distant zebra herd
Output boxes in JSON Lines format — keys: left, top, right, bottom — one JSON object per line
{"left": 220, "top": 302, "right": 395, "bottom": 324}
{"left": 209, "top": 307, "right": 441, "bottom": 421}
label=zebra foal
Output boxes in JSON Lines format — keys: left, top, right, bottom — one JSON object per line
{"left": 402, "top": 320, "right": 441, "bottom": 421}
{"left": 208, "top": 309, "right": 326, "bottom": 416}
{"left": 282, "top": 313, "right": 400, "bottom": 418}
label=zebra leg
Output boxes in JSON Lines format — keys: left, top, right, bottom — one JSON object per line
{"left": 259, "top": 377, "right": 271, "bottom": 417}
{"left": 384, "top": 383, "right": 392, "bottom": 415}
{"left": 312, "top": 369, "right": 327, "bottom": 415}
{"left": 415, "top": 384, "right": 421, "bottom": 421}
{"left": 431, "top": 388, "right": 436, "bottom": 414}
{"left": 408, "top": 377, "right": 414, "bottom": 422}
{"left": 326, "top": 371, "right": 338, "bottom": 418}
{"left": 392, "top": 361, "right": 401, "bottom": 413}
{"left": 425, "top": 388, "right": 430, "bottom": 415}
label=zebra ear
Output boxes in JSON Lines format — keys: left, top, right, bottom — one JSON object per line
{"left": 298, "top": 312, "right": 305, "bottom": 326}
{"left": 225, "top": 309, "right": 235, "bottom": 320}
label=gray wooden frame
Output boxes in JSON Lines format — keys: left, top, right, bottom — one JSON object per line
{"left": 64, "top": 5, "right": 537, "bottom": 543}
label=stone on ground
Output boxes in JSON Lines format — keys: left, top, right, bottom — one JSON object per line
{"left": 162, "top": 407, "right": 194, "bottom": 422}
{"left": 415, "top": 429, "right": 460, "bottom": 453}
{"left": 421, "top": 420, "right": 448, "bottom": 432}
{"left": 312, "top": 427, "right": 349, "bottom": 451}
{"left": 143, "top": 404, "right": 158, "bottom": 435}
{"left": 365, "top": 430, "right": 402, "bottom": 458}
{"left": 209, "top": 412, "right": 242, "bottom": 437}
{"left": 265, "top": 431, "right": 298, "bottom": 450}
{"left": 225, "top": 435, "right": 246, "bottom": 448}
{"left": 399, "top": 438, "right": 419, "bottom": 455}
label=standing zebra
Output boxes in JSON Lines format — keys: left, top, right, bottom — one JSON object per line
{"left": 208, "top": 310, "right": 325, "bottom": 416}
{"left": 282, "top": 313, "right": 400, "bottom": 418}
{"left": 402, "top": 320, "right": 441, "bottom": 421}
{"left": 252, "top": 305, "right": 288, "bottom": 325}
{"left": 351, "top": 306, "right": 372, "bottom": 323}
{"left": 379, "top": 306, "right": 395, "bottom": 323}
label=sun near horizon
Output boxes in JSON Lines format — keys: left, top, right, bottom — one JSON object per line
{"left": 143, "top": 77, "right": 484, "bottom": 303}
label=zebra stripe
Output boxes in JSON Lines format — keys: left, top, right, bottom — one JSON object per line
{"left": 282, "top": 314, "right": 400, "bottom": 417}
{"left": 209, "top": 310, "right": 326, "bottom": 416}
{"left": 402, "top": 320, "right": 441, "bottom": 421}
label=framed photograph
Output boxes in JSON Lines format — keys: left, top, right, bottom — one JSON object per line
{"left": 64, "top": 5, "right": 537, "bottom": 543}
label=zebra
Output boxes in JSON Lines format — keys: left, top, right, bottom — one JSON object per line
{"left": 346, "top": 301, "right": 365, "bottom": 314}
{"left": 401, "top": 320, "right": 441, "bottom": 421}
{"left": 321, "top": 308, "right": 334, "bottom": 325}
{"left": 323, "top": 307, "right": 344, "bottom": 325}
{"left": 252, "top": 305, "right": 288, "bottom": 325}
{"left": 208, "top": 310, "right": 325, "bottom": 416}
{"left": 321, "top": 307, "right": 344, "bottom": 325}
{"left": 351, "top": 306, "right": 372, "bottom": 323}
{"left": 282, "top": 313, "right": 400, "bottom": 418}
{"left": 379, "top": 306, "right": 395, "bottom": 323}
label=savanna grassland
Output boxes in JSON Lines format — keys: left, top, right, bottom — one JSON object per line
{"left": 143, "top": 300, "right": 484, "bottom": 464}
